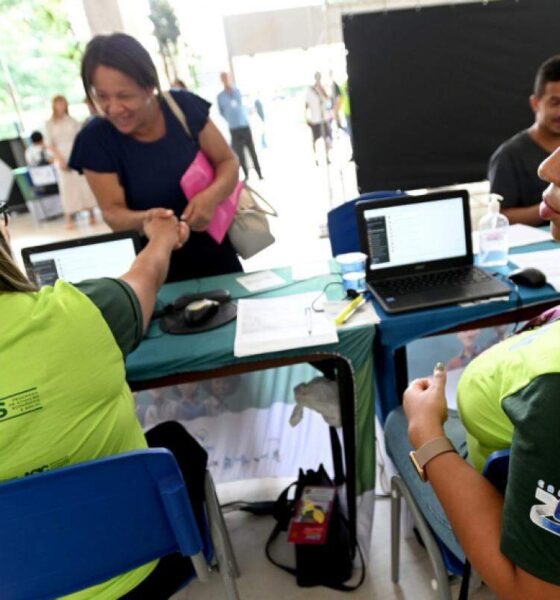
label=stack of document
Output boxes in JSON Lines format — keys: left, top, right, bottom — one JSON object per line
{"left": 234, "top": 292, "right": 339, "bottom": 358}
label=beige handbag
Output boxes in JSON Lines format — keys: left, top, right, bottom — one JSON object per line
{"left": 229, "top": 184, "right": 278, "bottom": 259}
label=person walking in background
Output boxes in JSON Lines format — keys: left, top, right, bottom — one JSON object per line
{"left": 330, "top": 71, "right": 343, "bottom": 132}
{"left": 45, "top": 95, "right": 97, "bottom": 228}
{"left": 217, "top": 72, "right": 263, "bottom": 180}
{"left": 305, "top": 72, "right": 332, "bottom": 165}
{"left": 254, "top": 97, "right": 267, "bottom": 149}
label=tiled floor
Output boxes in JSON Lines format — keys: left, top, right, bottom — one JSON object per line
{"left": 8, "top": 121, "right": 497, "bottom": 599}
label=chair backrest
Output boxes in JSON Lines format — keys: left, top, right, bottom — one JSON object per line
{"left": 327, "top": 190, "right": 404, "bottom": 257}
{"left": 0, "top": 448, "right": 207, "bottom": 600}
{"left": 483, "top": 448, "right": 511, "bottom": 494}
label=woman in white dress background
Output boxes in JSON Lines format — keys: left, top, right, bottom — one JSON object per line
{"left": 45, "top": 95, "right": 98, "bottom": 228}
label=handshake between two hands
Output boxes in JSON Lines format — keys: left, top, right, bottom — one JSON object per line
{"left": 143, "top": 208, "right": 190, "bottom": 250}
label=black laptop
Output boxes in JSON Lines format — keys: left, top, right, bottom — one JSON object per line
{"left": 355, "top": 190, "right": 511, "bottom": 314}
{"left": 21, "top": 231, "right": 141, "bottom": 287}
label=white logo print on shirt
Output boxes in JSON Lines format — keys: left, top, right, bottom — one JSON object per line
{"left": 530, "top": 480, "right": 560, "bottom": 536}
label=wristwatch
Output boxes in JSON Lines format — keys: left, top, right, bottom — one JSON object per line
{"left": 409, "top": 437, "right": 456, "bottom": 482}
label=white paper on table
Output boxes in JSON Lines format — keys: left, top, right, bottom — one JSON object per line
{"left": 234, "top": 292, "right": 339, "bottom": 357}
{"left": 472, "top": 224, "right": 554, "bottom": 254}
{"left": 509, "top": 249, "right": 560, "bottom": 291}
{"left": 323, "top": 300, "right": 381, "bottom": 328}
{"left": 236, "top": 270, "right": 286, "bottom": 293}
{"left": 291, "top": 260, "right": 331, "bottom": 281}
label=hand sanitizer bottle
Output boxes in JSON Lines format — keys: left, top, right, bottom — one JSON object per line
{"left": 478, "top": 193, "right": 509, "bottom": 267}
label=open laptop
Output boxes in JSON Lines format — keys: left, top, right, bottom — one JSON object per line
{"left": 355, "top": 190, "right": 511, "bottom": 314}
{"left": 21, "top": 231, "right": 141, "bottom": 287}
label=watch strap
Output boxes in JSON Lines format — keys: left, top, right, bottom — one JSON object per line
{"left": 415, "top": 436, "right": 456, "bottom": 469}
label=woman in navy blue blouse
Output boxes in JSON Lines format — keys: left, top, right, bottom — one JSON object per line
{"left": 70, "top": 33, "right": 242, "bottom": 282}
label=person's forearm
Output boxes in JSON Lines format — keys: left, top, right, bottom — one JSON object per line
{"left": 502, "top": 205, "right": 545, "bottom": 226}
{"left": 50, "top": 147, "right": 66, "bottom": 167}
{"left": 422, "top": 445, "right": 560, "bottom": 600}
{"left": 102, "top": 204, "right": 150, "bottom": 232}
{"left": 203, "top": 156, "right": 239, "bottom": 208}
{"left": 122, "top": 235, "right": 175, "bottom": 329}
{"left": 131, "top": 236, "right": 172, "bottom": 291}
{"left": 424, "top": 451, "right": 520, "bottom": 597}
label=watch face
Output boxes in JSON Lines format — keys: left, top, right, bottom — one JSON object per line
{"left": 409, "top": 451, "right": 427, "bottom": 482}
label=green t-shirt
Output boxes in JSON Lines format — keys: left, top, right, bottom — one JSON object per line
{"left": 0, "top": 279, "right": 156, "bottom": 599}
{"left": 457, "top": 322, "right": 560, "bottom": 585}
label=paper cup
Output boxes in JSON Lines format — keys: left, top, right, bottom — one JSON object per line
{"left": 335, "top": 252, "right": 367, "bottom": 274}
{"left": 342, "top": 271, "right": 366, "bottom": 292}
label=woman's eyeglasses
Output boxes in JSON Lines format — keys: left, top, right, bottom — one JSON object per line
{"left": 0, "top": 202, "right": 9, "bottom": 227}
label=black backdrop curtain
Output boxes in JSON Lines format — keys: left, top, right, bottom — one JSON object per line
{"left": 343, "top": 0, "right": 560, "bottom": 192}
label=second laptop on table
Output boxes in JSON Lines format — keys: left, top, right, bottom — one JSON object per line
{"left": 21, "top": 231, "right": 141, "bottom": 287}
{"left": 355, "top": 190, "right": 511, "bottom": 314}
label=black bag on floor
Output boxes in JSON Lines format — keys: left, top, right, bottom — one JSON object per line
{"left": 265, "top": 463, "right": 365, "bottom": 591}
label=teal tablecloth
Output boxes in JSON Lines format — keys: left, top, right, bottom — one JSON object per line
{"left": 126, "top": 267, "right": 376, "bottom": 496}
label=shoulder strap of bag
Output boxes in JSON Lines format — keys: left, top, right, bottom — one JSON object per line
{"left": 458, "top": 559, "right": 471, "bottom": 600}
{"left": 265, "top": 481, "right": 298, "bottom": 576}
{"left": 324, "top": 514, "right": 366, "bottom": 592}
{"left": 162, "top": 90, "right": 193, "bottom": 138}
{"left": 329, "top": 426, "right": 345, "bottom": 486}
{"left": 243, "top": 183, "right": 278, "bottom": 217}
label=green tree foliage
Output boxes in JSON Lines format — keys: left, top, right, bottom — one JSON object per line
{"left": 148, "top": 0, "right": 181, "bottom": 84}
{"left": 0, "top": 0, "right": 83, "bottom": 136}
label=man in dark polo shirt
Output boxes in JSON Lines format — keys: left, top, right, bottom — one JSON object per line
{"left": 489, "top": 55, "right": 560, "bottom": 226}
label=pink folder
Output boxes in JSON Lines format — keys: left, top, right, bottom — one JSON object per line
{"left": 180, "top": 151, "right": 243, "bottom": 244}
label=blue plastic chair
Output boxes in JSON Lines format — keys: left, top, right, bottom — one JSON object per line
{"left": 384, "top": 406, "right": 510, "bottom": 600}
{"left": 0, "top": 448, "right": 239, "bottom": 600}
{"left": 327, "top": 190, "right": 404, "bottom": 257}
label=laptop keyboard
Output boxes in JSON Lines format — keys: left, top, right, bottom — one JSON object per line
{"left": 374, "top": 267, "right": 492, "bottom": 295}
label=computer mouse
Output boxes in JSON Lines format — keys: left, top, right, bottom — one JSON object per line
{"left": 507, "top": 267, "right": 547, "bottom": 288}
{"left": 183, "top": 299, "right": 219, "bottom": 325}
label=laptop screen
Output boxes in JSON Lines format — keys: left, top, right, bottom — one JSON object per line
{"left": 361, "top": 194, "right": 468, "bottom": 272}
{"left": 21, "top": 231, "right": 141, "bottom": 287}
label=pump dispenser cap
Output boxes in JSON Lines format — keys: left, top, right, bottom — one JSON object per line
{"left": 488, "top": 193, "right": 503, "bottom": 213}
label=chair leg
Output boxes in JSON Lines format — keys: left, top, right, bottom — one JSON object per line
{"left": 390, "top": 476, "right": 402, "bottom": 583}
{"left": 204, "top": 472, "right": 240, "bottom": 600}
{"left": 391, "top": 476, "right": 453, "bottom": 600}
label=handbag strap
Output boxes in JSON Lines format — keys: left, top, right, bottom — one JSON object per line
{"left": 244, "top": 183, "right": 278, "bottom": 217}
{"left": 162, "top": 90, "right": 193, "bottom": 138}
{"left": 458, "top": 559, "right": 471, "bottom": 600}
{"left": 265, "top": 481, "right": 298, "bottom": 576}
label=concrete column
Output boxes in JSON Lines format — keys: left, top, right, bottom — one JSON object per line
{"left": 81, "top": 0, "right": 124, "bottom": 35}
